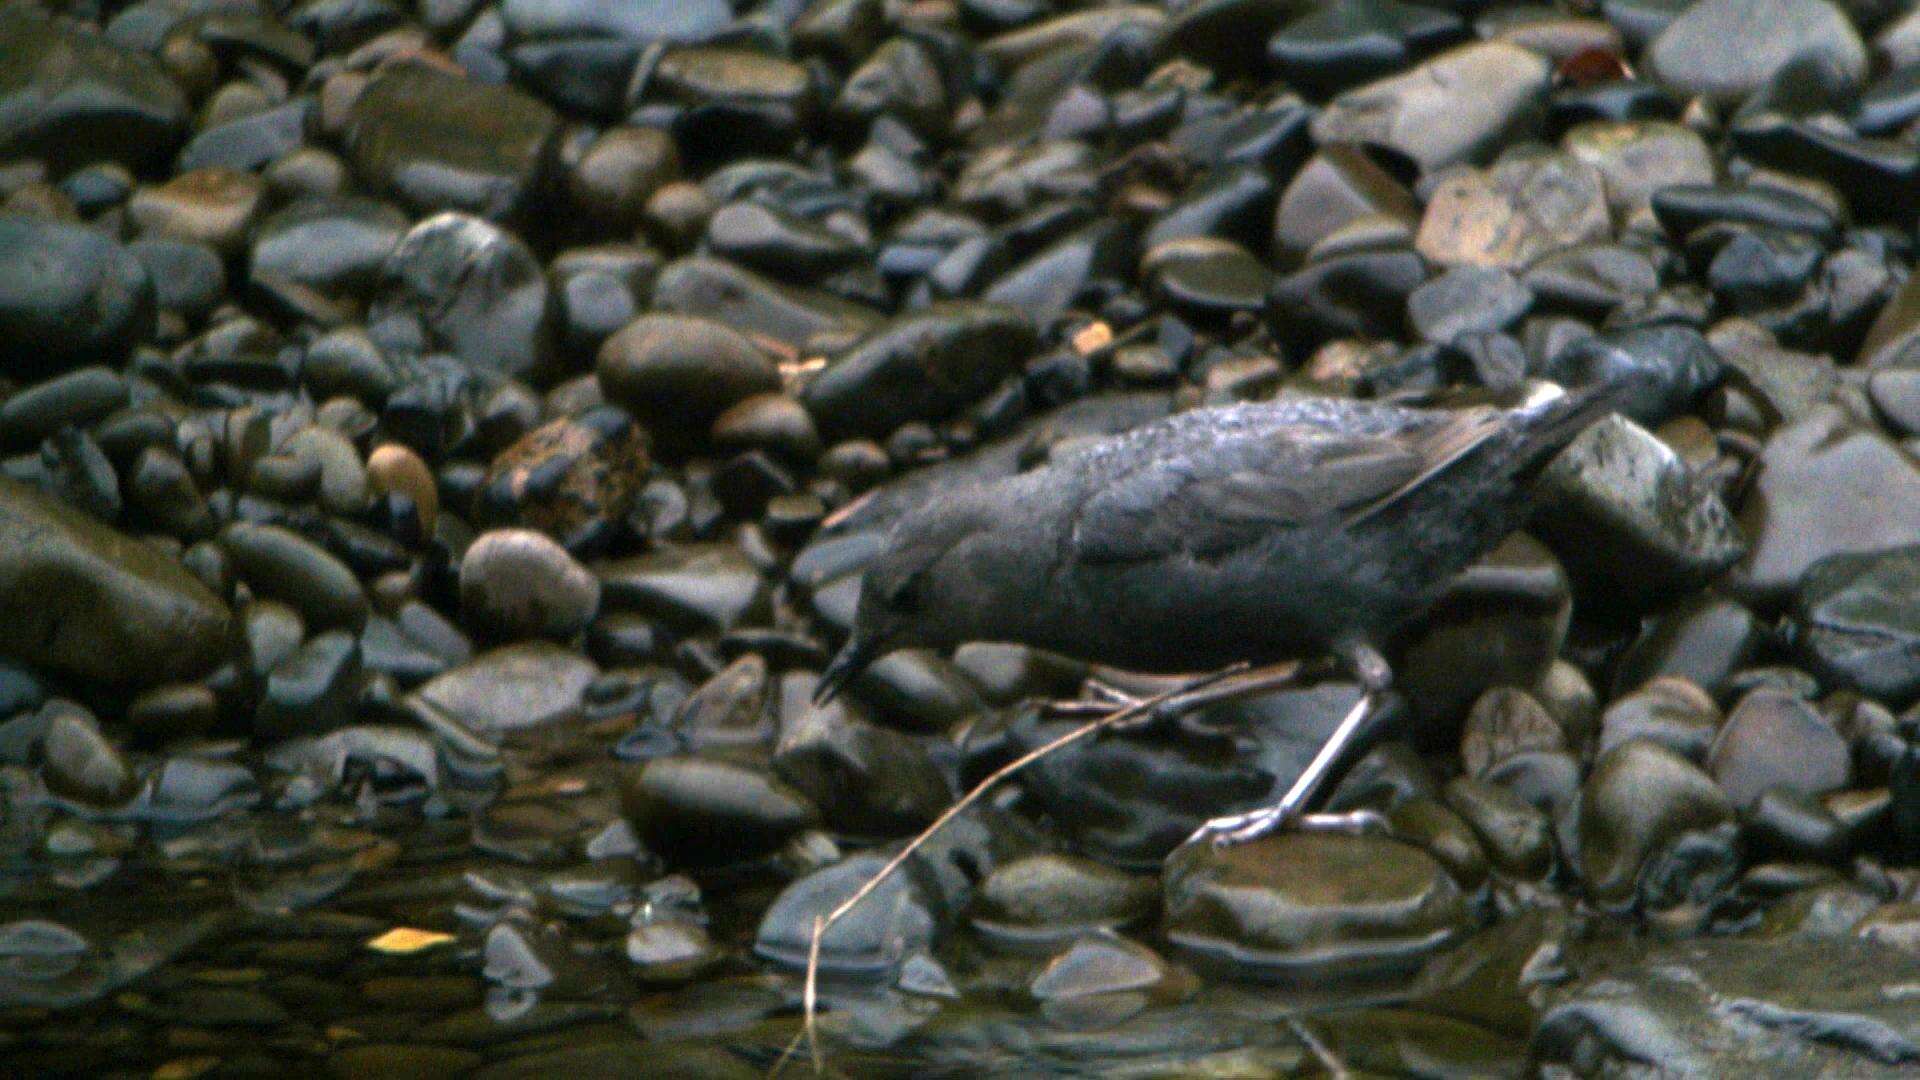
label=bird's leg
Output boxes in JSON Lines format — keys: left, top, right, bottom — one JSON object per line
{"left": 1041, "top": 679, "right": 1141, "bottom": 719}
{"left": 1045, "top": 662, "right": 1306, "bottom": 728}
{"left": 1184, "top": 641, "right": 1391, "bottom": 849}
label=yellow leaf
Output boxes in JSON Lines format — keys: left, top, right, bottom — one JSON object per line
{"left": 366, "top": 927, "right": 455, "bottom": 954}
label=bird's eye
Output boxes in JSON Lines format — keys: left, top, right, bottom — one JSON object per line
{"left": 886, "top": 572, "right": 925, "bottom": 612}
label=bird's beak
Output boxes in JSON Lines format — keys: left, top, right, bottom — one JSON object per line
{"left": 814, "top": 636, "right": 879, "bottom": 706}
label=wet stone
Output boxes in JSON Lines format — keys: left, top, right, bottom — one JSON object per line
{"left": 1406, "top": 266, "right": 1533, "bottom": 344}
{"left": 801, "top": 303, "right": 1035, "bottom": 440}
{"left": 1535, "top": 936, "right": 1920, "bottom": 1075}
{"left": 972, "top": 854, "right": 1158, "bottom": 951}
{"left": 625, "top": 919, "right": 718, "bottom": 985}
{"left": 459, "top": 528, "right": 600, "bottom": 641}
{"left": 127, "top": 167, "right": 263, "bottom": 256}
{"left": 0, "top": 367, "right": 128, "bottom": 453}
{"left": 1163, "top": 832, "right": 1465, "bottom": 983}
{"left": 344, "top": 63, "right": 560, "bottom": 220}
{"left": 622, "top": 755, "right": 818, "bottom": 866}
{"left": 255, "top": 630, "right": 362, "bottom": 739}
{"left": 1415, "top": 152, "right": 1611, "bottom": 271}
{"left": 1311, "top": 41, "right": 1552, "bottom": 172}
{"left": 650, "top": 255, "right": 879, "bottom": 349}
{"left": 1271, "top": 146, "right": 1419, "bottom": 265}
{"left": 1615, "top": 593, "right": 1766, "bottom": 695}
{"left": 1266, "top": 0, "right": 1465, "bottom": 99}
{"left": 1578, "top": 739, "right": 1736, "bottom": 912}
{"left": 247, "top": 197, "right": 408, "bottom": 326}
{"left": 481, "top": 410, "right": 647, "bottom": 550}
{"left": 1030, "top": 933, "right": 1181, "bottom": 1023}
{"left": 41, "top": 705, "right": 137, "bottom": 808}
{"left": 1540, "top": 324, "right": 1724, "bottom": 428}
{"left": 596, "top": 315, "right": 779, "bottom": 451}
{"left": 1394, "top": 533, "right": 1571, "bottom": 736}
{"left": 1533, "top": 415, "right": 1747, "bottom": 614}
{"left": 1599, "top": 677, "right": 1721, "bottom": 761}
{"left": 755, "top": 852, "right": 935, "bottom": 976}
{"left": 0, "top": 477, "right": 229, "bottom": 687}
{"left": 0, "top": 6, "right": 189, "bottom": 173}
{"left": 772, "top": 701, "right": 951, "bottom": 837}
{"left": 1794, "top": 545, "right": 1920, "bottom": 706}
{"left": 411, "top": 641, "right": 598, "bottom": 738}
{"left": 1645, "top": 0, "right": 1866, "bottom": 105}
{"left": 0, "top": 219, "right": 153, "bottom": 381}
{"left": 1561, "top": 120, "right": 1716, "bottom": 225}
{"left": 1730, "top": 406, "right": 1920, "bottom": 605}
{"left": 1707, "top": 690, "right": 1851, "bottom": 809}
{"left": 371, "top": 212, "right": 553, "bottom": 380}
{"left": 219, "top": 522, "right": 368, "bottom": 633}
{"left": 568, "top": 125, "right": 682, "bottom": 232}
{"left": 596, "top": 543, "right": 767, "bottom": 635}
{"left": 1142, "top": 238, "right": 1272, "bottom": 322}
{"left": 1461, "top": 687, "right": 1566, "bottom": 778}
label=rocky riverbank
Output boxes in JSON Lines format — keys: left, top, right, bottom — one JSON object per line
{"left": 4, "top": 0, "right": 1920, "bottom": 1074}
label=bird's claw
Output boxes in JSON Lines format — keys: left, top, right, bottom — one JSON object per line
{"left": 1185, "top": 807, "right": 1390, "bottom": 849}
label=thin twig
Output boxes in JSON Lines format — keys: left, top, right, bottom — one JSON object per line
{"left": 770, "top": 663, "right": 1254, "bottom": 1076}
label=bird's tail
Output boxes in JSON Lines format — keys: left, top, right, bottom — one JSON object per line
{"left": 1507, "top": 377, "right": 1635, "bottom": 478}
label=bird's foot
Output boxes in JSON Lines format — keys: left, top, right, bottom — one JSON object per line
{"left": 1185, "top": 806, "right": 1390, "bottom": 849}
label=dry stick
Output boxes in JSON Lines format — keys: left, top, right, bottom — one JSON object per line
{"left": 769, "top": 662, "right": 1256, "bottom": 1077}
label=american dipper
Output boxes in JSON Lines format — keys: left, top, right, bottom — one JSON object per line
{"left": 816, "top": 380, "right": 1627, "bottom": 846}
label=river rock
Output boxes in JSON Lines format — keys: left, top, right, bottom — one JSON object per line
{"left": 1706, "top": 690, "right": 1850, "bottom": 808}
{"left": 1533, "top": 415, "right": 1747, "bottom": 614}
{"left": 371, "top": 212, "right": 552, "bottom": 379}
{"left": 1729, "top": 406, "right": 1920, "bottom": 604}
{"left": 1311, "top": 42, "right": 1552, "bottom": 172}
{"left": 1578, "top": 740, "right": 1736, "bottom": 912}
{"left": 459, "top": 528, "right": 601, "bottom": 641}
{"left": 597, "top": 315, "right": 780, "bottom": 449}
{"left": 343, "top": 63, "right": 560, "bottom": 220}
{"left": 1535, "top": 936, "right": 1920, "bottom": 1075}
{"left": 623, "top": 755, "right": 819, "bottom": 865}
{"left": 1645, "top": 0, "right": 1866, "bottom": 105}
{"left": 801, "top": 303, "right": 1035, "bottom": 439}
{"left": 0, "top": 6, "right": 189, "bottom": 174}
{"left": 0, "top": 477, "right": 228, "bottom": 687}
{"left": 1163, "top": 832, "right": 1465, "bottom": 981}
{"left": 0, "top": 219, "right": 154, "bottom": 380}
{"left": 1415, "top": 152, "right": 1611, "bottom": 270}
{"left": 411, "top": 641, "right": 598, "bottom": 738}
{"left": 218, "top": 522, "right": 368, "bottom": 633}
{"left": 1794, "top": 545, "right": 1920, "bottom": 706}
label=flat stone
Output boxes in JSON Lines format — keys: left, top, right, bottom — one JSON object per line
{"left": 1645, "top": 0, "right": 1866, "bottom": 105}
{"left": 1311, "top": 41, "right": 1552, "bottom": 172}
{"left": 1536, "top": 937, "right": 1920, "bottom": 1075}
{"left": 1164, "top": 832, "right": 1465, "bottom": 982}
{"left": 1729, "top": 406, "right": 1920, "bottom": 605}
{"left": 623, "top": 755, "right": 819, "bottom": 865}
{"left": 1707, "top": 690, "right": 1850, "bottom": 808}
{"left": 801, "top": 303, "right": 1033, "bottom": 438}
{"left": 411, "top": 641, "right": 598, "bottom": 738}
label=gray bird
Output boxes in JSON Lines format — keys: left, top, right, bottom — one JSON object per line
{"left": 816, "top": 380, "right": 1626, "bottom": 846}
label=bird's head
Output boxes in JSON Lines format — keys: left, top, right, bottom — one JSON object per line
{"left": 814, "top": 496, "right": 989, "bottom": 706}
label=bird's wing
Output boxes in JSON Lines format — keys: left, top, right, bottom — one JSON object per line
{"left": 1342, "top": 405, "right": 1509, "bottom": 526}
{"left": 1073, "top": 425, "right": 1430, "bottom": 564}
